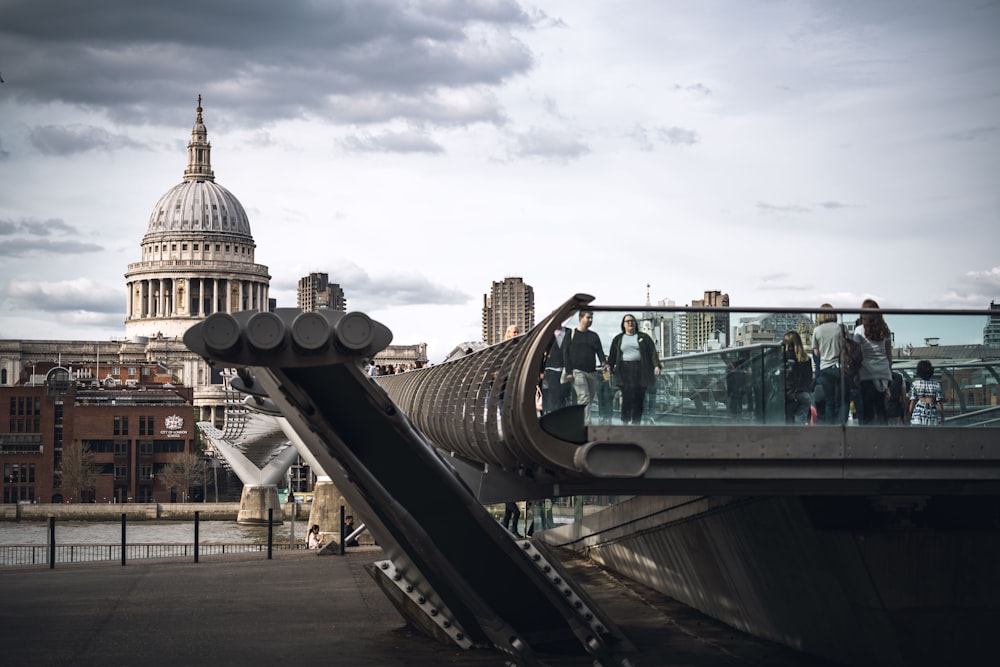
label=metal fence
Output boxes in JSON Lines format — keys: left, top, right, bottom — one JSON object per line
{"left": 1, "top": 542, "right": 302, "bottom": 567}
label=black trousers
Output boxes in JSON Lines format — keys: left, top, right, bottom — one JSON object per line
{"left": 617, "top": 361, "right": 646, "bottom": 424}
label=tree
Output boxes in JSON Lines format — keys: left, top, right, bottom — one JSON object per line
{"left": 60, "top": 440, "right": 100, "bottom": 503}
{"left": 158, "top": 452, "right": 208, "bottom": 502}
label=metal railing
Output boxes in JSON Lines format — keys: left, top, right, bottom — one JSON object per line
{"left": 0, "top": 541, "right": 302, "bottom": 567}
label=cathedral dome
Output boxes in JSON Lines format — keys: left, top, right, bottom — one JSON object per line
{"left": 145, "top": 179, "right": 252, "bottom": 239}
{"left": 142, "top": 95, "right": 251, "bottom": 241}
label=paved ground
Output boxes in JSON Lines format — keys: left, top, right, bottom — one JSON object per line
{"left": 0, "top": 545, "right": 839, "bottom": 666}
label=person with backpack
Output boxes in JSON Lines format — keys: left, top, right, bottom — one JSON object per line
{"left": 854, "top": 299, "right": 893, "bottom": 425}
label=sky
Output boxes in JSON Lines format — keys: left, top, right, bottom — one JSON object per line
{"left": 1, "top": 0, "right": 998, "bottom": 362}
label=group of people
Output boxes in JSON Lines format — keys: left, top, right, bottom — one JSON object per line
{"left": 539, "top": 310, "right": 662, "bottom": 425}
{"left": 802, "top": 299, "right": 944, "bottom": 426}
{"left": 367, "top": 362, "right": 421, "bottom": 377}
{"left": 306, "top": 514, "right": 360, "bottom": 550}
{"left": 531, "top": 302, "right": 945, "bottom": 428}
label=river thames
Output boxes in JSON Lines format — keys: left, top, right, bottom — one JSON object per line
{"left": 0, "top": 519, "right": 299, "bottom": 547}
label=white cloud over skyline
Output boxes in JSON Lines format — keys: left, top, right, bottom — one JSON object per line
{"left": 0, "top": 0, "right": 998, "bottom": 361}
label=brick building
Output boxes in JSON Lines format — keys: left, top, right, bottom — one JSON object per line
{"left": 2, "top": 367, "right": 196, "bottom": 504}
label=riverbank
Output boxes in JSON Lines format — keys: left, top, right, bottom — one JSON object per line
{"left": 1, "top": 502, "right": 243, "bottom": 522}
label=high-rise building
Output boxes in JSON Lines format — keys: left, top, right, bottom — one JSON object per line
{"left": 985, "top": 301, "right": 1000, "bottom": 347}
{"left": 683, "top": 290, "right": 730, "bottom": 353}
{"left": 297, "top": 273, "right": 346, "bottom": 311}
{"left": 482, "top": 277, "right": 535, "bottom": 345}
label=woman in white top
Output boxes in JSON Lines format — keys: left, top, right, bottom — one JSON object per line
{"left": 307, "top": 524, "right": 323, "bottom": 550}
{"left": 854, "top": 298, "right": 893, "bottom": 425}
{"left": 812, "top": 304, "right": 844, "bottom": 424}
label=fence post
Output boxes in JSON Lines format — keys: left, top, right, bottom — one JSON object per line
{"left": 194, "top": 511, "right": 200, "bottom": 563}
{"left": 339, "top": 505, "right": 345, "bottom": 556}
{"left": 121, "top": 513, "right": 127, "bottom": 567}
{"left": 48, "top": 516, "right": 55, "bottom": 569}
{"left": 267, "top": 508, "right": 273, "bottom": 560}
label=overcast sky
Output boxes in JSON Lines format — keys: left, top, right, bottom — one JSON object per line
{"left": 1, "top": 0, "right": 998, "bottom": 362}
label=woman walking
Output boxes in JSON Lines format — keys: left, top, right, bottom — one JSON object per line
{"left": 608, "top": 314, "right": 662, "bottom": 425}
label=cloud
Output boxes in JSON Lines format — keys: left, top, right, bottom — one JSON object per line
{"left": 0, "top": 218, "right": 104, "bottom": 256}
{"left": 756, "top": 202, "right": 811, "bottom": 214}
{"left": 0, "top": 0, "right": 535, "bottom": 128}
{"left": 672, "top": 83, "right": 712, "bottom": 96}
{"left": 27, "top": 124, "right": 145, "bottom": 155}
{"left": 630, "top": 124, "right": 699, "bottom": 149}
{"left": 2, "top": 278, "right": 122, "bottom": 314}
{"left": 656, "top": 126, "right": 699, "bottom": 146}
{"left": 337, "top": 128, "right": 444, "bottom": 154}
{"left": 507, "top": 127, "right": 590, "bottom": 163}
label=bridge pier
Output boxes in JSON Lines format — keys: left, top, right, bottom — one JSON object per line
{"left": 307, "top": 477, "right": 352, "bottom": 536}
{"left": 237, "top": 485, "right": 283, "bottom": 525}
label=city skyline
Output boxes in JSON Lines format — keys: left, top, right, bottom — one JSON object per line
{"left": 1, "top": 1, "right": 998, "bottom": 363}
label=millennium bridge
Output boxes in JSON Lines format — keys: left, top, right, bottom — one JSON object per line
{"left": 185, "top": 295, "right": 1000, "bottom": 667}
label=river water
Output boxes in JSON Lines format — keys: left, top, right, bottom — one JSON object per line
{"left": 0, "top": 519, "right": 298, "bottom": 546}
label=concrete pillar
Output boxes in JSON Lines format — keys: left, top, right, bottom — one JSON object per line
{"left": 307, "top": 478, "right": 348, "bottom": 536}
{"left": 237, "top": 485, "right": 283, "bottom": 525}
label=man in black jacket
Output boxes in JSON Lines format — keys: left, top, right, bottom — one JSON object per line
{"left": 542, "top": 326, "right": 573, "bottom": 414}
{"left": 563, "top": 310, "right": 608, "bottom": 425}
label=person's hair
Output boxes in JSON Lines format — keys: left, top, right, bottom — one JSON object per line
{"left": 504, "top": 324, "right": 520, "bottom": 340}
{"left": 620, "top": 313, "right": 638, "bottom": 332}
{"left": 310, "top": 524, "right": 319, "bottom": 533}
{"left": 782, "top": 331, "right": 809, "bottom": 363}
{"left": 916, "top": 359, "right": 934, "bottom": 381}
{"left": 816, "top": 303, "right": 837, "bottom": 324}
{"left": 859, "top": 298, "right": 890, "bottom": 342}
{"left": 578, "top": 310, "right": 593, "bottom": 319}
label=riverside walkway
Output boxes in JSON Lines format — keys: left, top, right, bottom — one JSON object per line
{"left": 0, "top": 546, "right": 836, "bottom": 667}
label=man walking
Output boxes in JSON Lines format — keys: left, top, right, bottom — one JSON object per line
{"left": 563, "top": 310, "right": 608, "bottom": 425}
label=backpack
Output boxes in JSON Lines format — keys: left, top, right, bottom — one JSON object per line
{"left": 885, "top": 371, "right": 909, "bottom": 422}
{"left": 840, "top": 326, "right": 863, "bottom": 383}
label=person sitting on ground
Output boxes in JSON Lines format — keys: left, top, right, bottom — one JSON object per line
{"left": 343, "top": 515, "right": 359, "bottom": 547}
{"left": 307, "top": 524, "right": 323, "bottom": 550}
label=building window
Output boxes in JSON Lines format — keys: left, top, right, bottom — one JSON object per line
{"left": 128, "top": 367, "right": 137, "bottom": 377}
{"left": 114, "top": 464, "right": 128, "bottom": 481}
{"left": 139, "top": 440, "right": 153, "bottom": 456}
{"left": 113, "top": 416, "right": 129, "bottom": 436}
{"left": 115, "top": 440, "right": 129, "bottom": 456}
{"left": 139, "top": 464, "right": 153, "bottom": 480}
